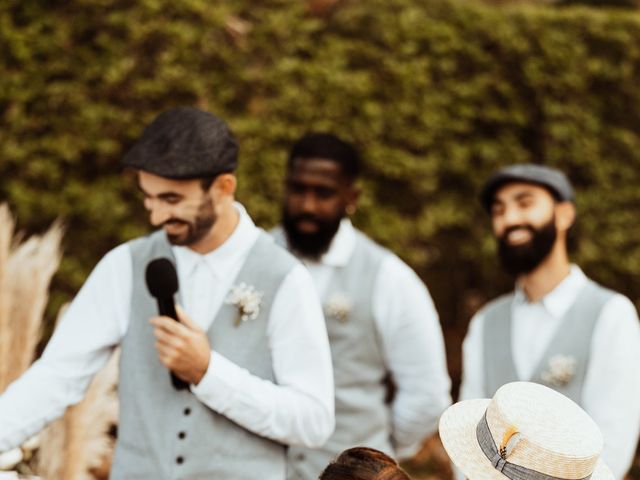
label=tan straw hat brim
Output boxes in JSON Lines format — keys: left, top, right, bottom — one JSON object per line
{"left": 439, "top": 399, "right": 614, "bottom": 480}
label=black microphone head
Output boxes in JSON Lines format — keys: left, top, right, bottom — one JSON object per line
{"left": 146, "top": 258, "right": 178, "bottom": 298}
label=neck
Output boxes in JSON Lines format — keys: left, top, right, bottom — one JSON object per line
{"left": 190, "top": 201, "right": 240, "bottom": 254}
{"left": 518, "top": 243, "right": 571, "bottom": 302}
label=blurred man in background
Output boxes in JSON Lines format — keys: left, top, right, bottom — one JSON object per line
{"left": 0, "top": 107, "right": 335, "bottom": 479}
{"left": 273, "top": 133, "right": 451, "bottom": 480}
{"left": 459, "top": 164, "right": 640, "bottom": 479}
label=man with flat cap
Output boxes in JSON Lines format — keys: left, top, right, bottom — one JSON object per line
{"left": 0, "top": 107, "right": 335, "bottom": 479}
{"left": 459, "top": 164, "right": 640, "bottom": 479}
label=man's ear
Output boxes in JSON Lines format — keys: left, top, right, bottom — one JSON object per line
{"left": 555, "top": 202, "right": 576, "bottom": 232}
{"left": 345, "top": 184, "right": 361, "bottom": 215}
{"left": 211, "top": 173, "right": 237, "bottom": 199}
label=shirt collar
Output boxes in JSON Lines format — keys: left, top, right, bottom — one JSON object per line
{"left": 513, "top": 265, "right": 588, "bottom": 318}
{"left": 318, "top": 218, "right": 356, "bottom": 267}
{"left": 172, "top": 202, "right": 259, "bottom": 279}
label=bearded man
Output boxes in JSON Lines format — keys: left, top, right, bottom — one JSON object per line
{"left": 272, "top": 133, "right": 451, "bottom": 480}
{"left": 0, "top": 107, "right": 335, "bottom": 479}
{"left": 459, "top": 164, "right": 640, "bottom": 479}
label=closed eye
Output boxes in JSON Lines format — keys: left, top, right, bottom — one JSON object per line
{"left": 515, "top": 192, "right": 535, "bottom": 208}
{"left": 157, "top": 193, "right": 183, "bottom": 204}
{"left": 315, "top": 187, "right": 337, "bottom": 199}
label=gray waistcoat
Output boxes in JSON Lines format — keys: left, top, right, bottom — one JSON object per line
{"left": 483, "top": 279, "right": 614, "bottom": 404}
{"left": 111, "top": 230, "right": 296, "bottom": 480}
{"left": 285, "top": 231, "right": 392, "bottom": 480}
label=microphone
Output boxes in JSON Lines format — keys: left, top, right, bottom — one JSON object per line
{"left": 145, "top": 258, "right": 188, "bottom": 390}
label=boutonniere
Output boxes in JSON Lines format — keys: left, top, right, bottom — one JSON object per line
{"left": 541, "top": 354, "right": 577, "bottom": 387}
{"left": 324, "top": 293, "right": 352, "bottom": 323}
{"left": 226, "top": 283, "right": 263, "bottom": 326}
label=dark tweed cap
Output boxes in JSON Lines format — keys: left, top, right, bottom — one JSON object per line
{"left": 121, "top": 107, "right": 238, "bottom": 179}
{"left": 480, "top": 164, "right": 574, "bottom": 212}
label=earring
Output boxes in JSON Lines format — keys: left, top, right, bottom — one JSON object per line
{"left": 346, "top": 205, "right": 356, "bottom": 215}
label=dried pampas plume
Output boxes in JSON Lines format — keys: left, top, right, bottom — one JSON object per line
{"left": 37, "top": 338, "right": 119, "bottom": 480}
{"left": 0, "top": 204, "right": 119, "bottom": 479}
{"left": 0, "top": 203, "right": 64, "bottom": 390}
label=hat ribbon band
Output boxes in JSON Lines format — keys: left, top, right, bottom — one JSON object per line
{"left": 476, "top": 412, "right": 592, "bottom": 480}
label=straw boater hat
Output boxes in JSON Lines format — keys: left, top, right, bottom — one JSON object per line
{"left": 439, "top": 382, "right": 613, "bottom": 480}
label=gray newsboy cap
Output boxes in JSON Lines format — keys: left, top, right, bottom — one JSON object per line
{"left": 480, "top": 164, "right": 574, "bottom": 212}
{"left": 121, "top": 107, "right": 238, "bottom": 179}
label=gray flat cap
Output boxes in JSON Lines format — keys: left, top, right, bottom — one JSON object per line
{"left": 480, "top": 164, "right": 574, "bottom": 212}
{"left": 121, "top": 106, "right": 238, "bottom": 179}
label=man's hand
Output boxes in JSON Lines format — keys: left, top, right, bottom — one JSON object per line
{"left": 150, "top": 305, "right": 211, "bottom": 385}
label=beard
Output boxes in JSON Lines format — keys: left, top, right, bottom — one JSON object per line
{"left": 497, "top": 217, "right": 557, "bottom": 276}
{"left": 164, "top": 196, "right": 217, "bottom": 246}
{"left": 282, "top": 208, "right": 342, "bottom": 260}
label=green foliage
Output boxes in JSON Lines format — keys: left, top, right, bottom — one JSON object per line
{"left": 1, "top": 0, "right": 639, "bottom": 359}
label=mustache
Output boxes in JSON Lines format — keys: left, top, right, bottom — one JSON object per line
{"left": 290, "top": 213, "right": 323, "bottom": 225}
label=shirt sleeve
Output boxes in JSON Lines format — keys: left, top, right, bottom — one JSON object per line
{"left": 0, "top": 244, "right": 130, "bottom": 452}
{"left": 582, "top": 294, "right": 640, "bottom": 480}
{"left": 190, "top": 263, "right": 335, "bottom": 448}
{"left": 459, "top": 310, "right": 486, "bottom": 401}
{"left": 372, "top": 254, "right": 452, "bottom": 459}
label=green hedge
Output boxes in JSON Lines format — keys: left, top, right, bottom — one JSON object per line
{"left": 1, "top": 0, "right": 640, "bottom": 379}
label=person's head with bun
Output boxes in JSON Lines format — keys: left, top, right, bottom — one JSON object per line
{"left": 319, "top": 447, "right": 411, "bottom": 480}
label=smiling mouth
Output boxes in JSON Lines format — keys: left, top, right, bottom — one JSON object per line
{"left": 163, "top": 222, "right": 188, "bottom": 233}
{"left": 505, "top": 228, "right": 533, "bottom": 245}
{"left": 296, "top": 219, "right": 320, "bottom": 233}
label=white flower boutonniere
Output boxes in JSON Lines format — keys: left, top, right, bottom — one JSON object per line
{"left": 541, "top": 354, "right": 577, "bottom": 387}
{"left": 325, "top": 293, "right": 352, "bottom": 323}
{"left": 226, "top": 283, "right": 263, "bottom": 326}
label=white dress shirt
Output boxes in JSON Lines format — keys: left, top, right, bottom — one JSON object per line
{"left": 0, "top": 203, "right": 335, "bottom": 452}
{"left": 274, "top": 219, "right": 452, "bottom": 459}
{"left": 460, "top": 266, "right": 640, "bottom": 479}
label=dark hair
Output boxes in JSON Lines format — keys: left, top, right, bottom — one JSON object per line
{"left": 319, "top": 447, "right": 411, "bottom": 480}
{"left": 199, "top": 170, "right": 234, "bottom": 190}
{"left": 200, "top": 176, "right": 216, "bottom": 190}
{"left": 288, "top": 133, "right": 361, "bottom": 182}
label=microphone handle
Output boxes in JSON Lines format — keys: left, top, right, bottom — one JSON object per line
{"left": 157, "top": 298, "right": 189, "bottom": 391}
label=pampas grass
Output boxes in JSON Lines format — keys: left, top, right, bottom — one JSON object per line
{"left": 0, "top": 204, "right": 119, "bottom": 479}
{"left": 0, "top": 203, "right": 64, "bottom": 391}
{"left": 37, "top": 343, "right": 119, "bottom": 480}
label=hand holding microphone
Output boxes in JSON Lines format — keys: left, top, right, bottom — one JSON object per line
{"left": 146, "top": 258, "right": 211, "bottom": 389}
